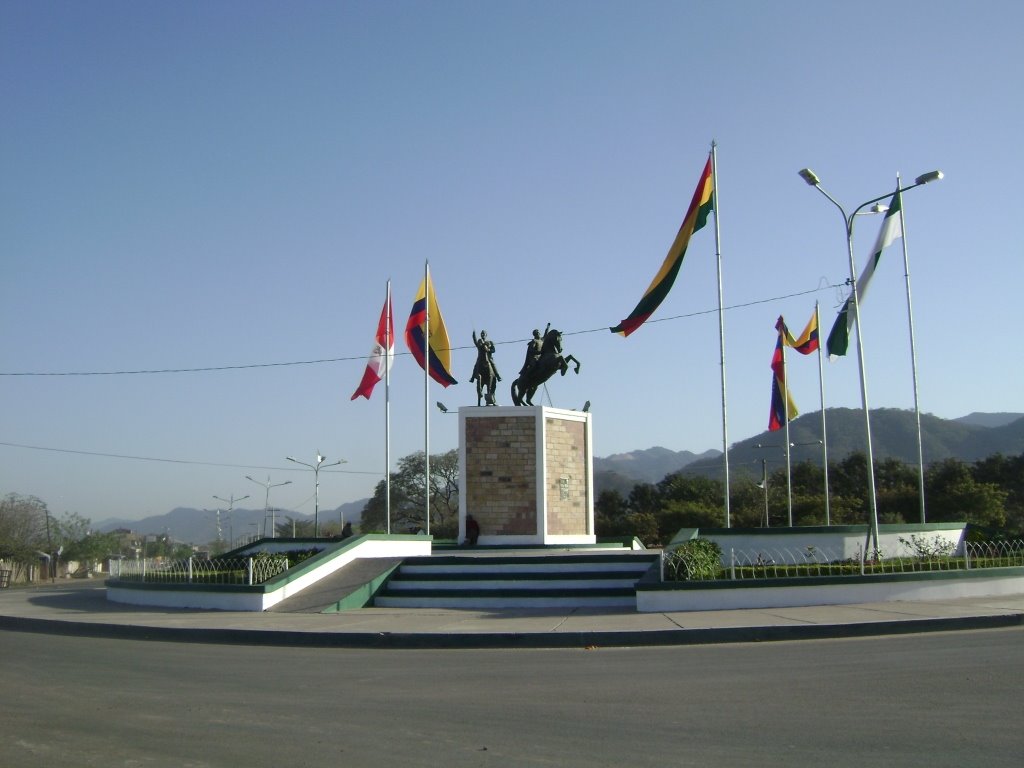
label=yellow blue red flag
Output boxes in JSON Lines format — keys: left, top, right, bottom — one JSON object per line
{"left": 405, "top": 273, "right": 458, "bottom": 387}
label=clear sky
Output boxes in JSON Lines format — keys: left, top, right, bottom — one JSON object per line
{"left": 2, "top": 0, "right": 1021, "bottom": 524}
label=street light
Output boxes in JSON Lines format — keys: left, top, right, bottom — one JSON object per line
{"left": 756, "top": 459, "right": 769, "bottom": 527}
{"left": 286, "top": 452, "right": 345, "bottom": 537}
{"left": 213, "top": 493, "right": 250, "bottom": 549}
{"left": 756, "top": 443, "right": 791, "bottom": 526}
{"left": 246, "top": 475, "right": 292, "bottom": 538}
{"left": 798, "top": 167, "right": 942, "bottom": 555}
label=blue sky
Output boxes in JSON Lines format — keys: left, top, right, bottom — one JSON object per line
{"left": 2, "top": 0, "right": 1021, "bottom": 524}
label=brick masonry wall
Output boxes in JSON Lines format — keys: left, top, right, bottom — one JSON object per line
{"left": 464, "top": 414, "right": 538, "bottom": 535}
{"left": 544, "top": 417, "right": 589, "bottom": 535}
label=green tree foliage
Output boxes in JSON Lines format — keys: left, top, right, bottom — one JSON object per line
{"left": 925, "top": 458, "right": 1007, "bottom": 529}
{"left": 0, "top": 493, "right": 49, "bottom": 565}
{"left": 52, "top": 512, "right": 123, "bottom": 573}
{"left": 971, "top": 453, "right": 1024, "bottom": 534}
{"left": 360, "top": 450, "right": 459, "bottom": 538}
{"left": 593, "top": 452, "right": 1023, "bottom": 545}
{"left": 595, "top": 489, "right": 659, "bottom": 542}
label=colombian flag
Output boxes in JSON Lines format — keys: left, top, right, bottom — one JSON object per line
{"left": 405, "top": 271, "right": 458, "bottom": 387}
{"left": 611, "top": 156, "right": 714, "bottom": 336}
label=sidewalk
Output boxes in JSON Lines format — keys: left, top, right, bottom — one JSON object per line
{"left": 2, "top": 580, "right": 1023, "bottom": 648}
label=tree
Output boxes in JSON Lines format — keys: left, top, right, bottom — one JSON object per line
{"left": 874, "top": 457, "right": 920, "bottom": 523}
{"left": 925, "top": 458, "right": 1007, "bottom": 529}
{"left": 63, "top": 529, "right": 121, "bottom": 574}
{"left": 360, "top": 450, "right": 460, "bottom": 538}
{"left": 595, "top": 489, "right": 658, "bottom": 544}
{"left": 0, "top": 493, "right": 50, "bottom": 579}
{"left": 971, "top": 453, "right": 1024, "bottom": 535}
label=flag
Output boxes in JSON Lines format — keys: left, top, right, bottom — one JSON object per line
{"left": 405, "top": 273, "right": 458, "bottom": 387}
{"left": 781, "top": 310, "right": 819, "bottom": 355}
{"left": 769, "top": 316, "right": 798, "bottom": 431}
{"left": 610, "top": 156, "right": 714, "bottom": 336}
{"left": 351, "top": 287, "right": 394, "bottom": 400}
{"left": 826, "top": 188, "right": 903, "bottom": 357}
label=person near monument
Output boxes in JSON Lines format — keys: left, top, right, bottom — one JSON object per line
{"left": 465, "top": 514, "right": 480, "bottom": 546}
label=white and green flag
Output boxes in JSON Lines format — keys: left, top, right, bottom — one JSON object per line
{"left": 826, "top": 188, "right": 904, "bottom": 357}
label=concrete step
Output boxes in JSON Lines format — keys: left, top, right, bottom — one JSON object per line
{"left": 375, "top": 551, "right": 657, "bottom": 609}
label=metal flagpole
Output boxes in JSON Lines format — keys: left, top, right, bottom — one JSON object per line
{"left": 897, "top": 173, "right": 927, "bottom": 523}
{"left": 781, "top": 329, "right": 793, "bottom": 527}
{"left": 711, "top": 141, "right": 731, "bottom": 527}
{"left": 423, "top": 262, "right": 431, "bottom": 537}
{"left": 815, "top": 301, "right": 831, "bottom": 525}
{"left": 385, "top": 279, "right": 392, "bottom": 534}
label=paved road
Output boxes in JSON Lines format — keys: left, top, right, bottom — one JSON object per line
{"left": 2, "top": 627, "right": 1021, "bottom": 767}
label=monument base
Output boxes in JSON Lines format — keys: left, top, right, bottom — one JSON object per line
{"left": 458, "top": 406, "right": 594, "bottom": 546}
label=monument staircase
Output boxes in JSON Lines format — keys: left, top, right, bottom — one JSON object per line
{"left": 373, "top": 550, "right": 659, "bottom": 609}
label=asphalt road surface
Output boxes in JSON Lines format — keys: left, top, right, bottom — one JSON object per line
{"left": 2, "top": 627, "right": 1020, "bottom": 767}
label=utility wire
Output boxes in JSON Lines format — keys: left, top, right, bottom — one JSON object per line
{"left": 0, "top": 283, "right": 843, "bottom": 377}
{"left": 0, "top": 441, "right": 382, "bottom": 476}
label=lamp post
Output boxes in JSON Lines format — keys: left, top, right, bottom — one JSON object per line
{"left": 756, "top": 443, "right": 790, "bottom": 525}
{"left": 798, "top": 167, "right": 942, "bottom": 555}
{"left": 757, "top": 459, "right": 770, "bottom": 527}
{"left": 286, "top": 452, "right": 344, "bottom": 537}
{"left": 213, "top": 493, "right": 249, "bottom": 549}
{"left": 246, "top": 475, "right": 292, "bottom": 538}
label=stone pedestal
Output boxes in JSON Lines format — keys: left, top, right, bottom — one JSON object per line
{"left": 458, "top": 406, "right": 594, "bottom": 545}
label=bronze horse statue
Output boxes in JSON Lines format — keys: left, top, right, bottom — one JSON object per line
{"left": 510, "top": 328, "right": 581, "bottom": 406}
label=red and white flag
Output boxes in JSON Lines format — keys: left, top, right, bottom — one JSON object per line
{"left": 351, "top": 287, "right": 394, "bottom": 400}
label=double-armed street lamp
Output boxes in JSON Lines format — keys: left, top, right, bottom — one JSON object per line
{"left": 286, "top": 452, "right": 345, "bottom": 538}
{"left": 246, "top": 475, "right": 292, "bottom": 538}
{"left": 798, "top": 167, "right": 942, "bottom": 555}
{"left": 213, "top": 493, "right": 250, "bottom": 548}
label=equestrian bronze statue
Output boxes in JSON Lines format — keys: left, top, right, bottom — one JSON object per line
{"left": 510, "top": 327, "right": 581, "bottom": 406}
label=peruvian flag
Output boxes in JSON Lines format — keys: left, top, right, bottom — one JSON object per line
{"left": 351, "top": 286, "right": 394, "bottom": 400}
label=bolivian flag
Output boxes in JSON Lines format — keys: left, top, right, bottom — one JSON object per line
{"left": 611, "top": 156, "right": 714, "bottom": 336}
{"left": 405, "top": 272, "right": 458, "bottom": 387}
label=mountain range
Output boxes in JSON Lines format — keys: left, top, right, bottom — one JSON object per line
{"left": 594, "top": 409, "right": 1024, "bottom": 493}
{"left": 96, "top": 499, "right": 367, "bottom": 547}
{"left": 99, "top": 410, "right": 1021, "bottom": 544}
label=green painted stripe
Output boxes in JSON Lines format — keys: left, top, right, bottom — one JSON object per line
{"left": 403, "top": 554, "right": 658, "bottom": 566}
{"left": 639, "top": 564, "right": 1024, "bottom": 591}
{"left": 391, "top": 571, "right": 647, "bottom": 582}
{"left": 379, "top": 587, "right": 637, "bottom": 598}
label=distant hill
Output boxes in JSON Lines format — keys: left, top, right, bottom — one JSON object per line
{"left": 679, "top": 408, "right": 1024, "bottom": 482}
{"left": 594, "top": 446, "right": 720, "bottom": 484}
{"left": 953, "top": 412, "right": 1024, "bottom": 428}
{"left": 96, "top": 499, "right": 367, "bottom": 545}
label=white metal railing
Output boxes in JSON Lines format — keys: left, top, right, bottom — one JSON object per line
{"left": 110, "top": 555, "right": 289, "bottom": 585}
{"left": 661, "top": 538, "right": 1024, "bottom": 582}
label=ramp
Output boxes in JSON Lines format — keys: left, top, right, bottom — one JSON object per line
{"left": 268, "top": 557, "right": 403, "bottom": 613}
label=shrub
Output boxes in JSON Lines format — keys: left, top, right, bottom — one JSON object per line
{"left": 664, "top": 538, "right": 722, "bottom": 581}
